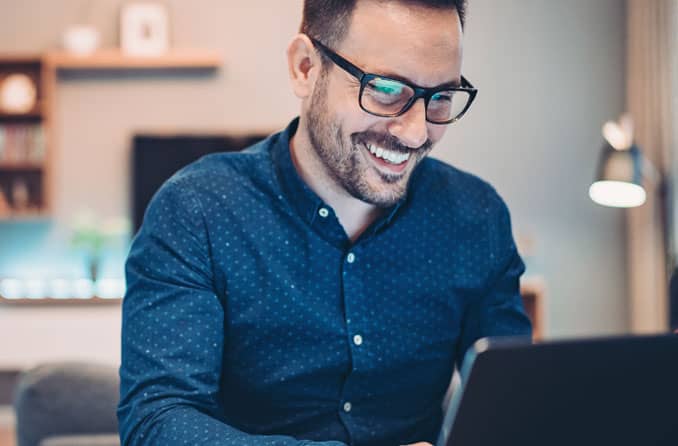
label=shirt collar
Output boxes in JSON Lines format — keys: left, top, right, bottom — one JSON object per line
{"left": 272, "top": 118, "right": 326, "bottom": 227}
{"left": 272, "top": 117, "right": 408, "bottom": 242}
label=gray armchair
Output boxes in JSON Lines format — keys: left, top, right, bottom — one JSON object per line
{"left": 13, "top": 362, "right": 120, "bottom": 446}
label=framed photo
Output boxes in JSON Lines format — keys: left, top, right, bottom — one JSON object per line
{"left": 120, "top": 2, "right": 170, "bottom": 56}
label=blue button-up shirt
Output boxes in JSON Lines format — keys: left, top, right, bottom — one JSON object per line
{"left": 118, "top": 118, "right": 531, "bottom": 446}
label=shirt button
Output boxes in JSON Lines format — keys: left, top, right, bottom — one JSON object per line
{"left": 346, "top": 253, "right": 356, "bottom": 263}
{"left": 318, "top": 207, "right": 329, "bottom": 218}
{"left": 353, "top": 334, "right": 363, "bottom": 346}
{"left": 343, "top": 402, "right": 352, "bottom": 413}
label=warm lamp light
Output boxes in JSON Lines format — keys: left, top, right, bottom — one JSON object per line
{"left": 589, "top": 143, "right": 647, "bottom": 208}
{"left": 590, "top": 115, "right": 651, "bottom": 208}
{"left": 589, "top": 181, "right": 647, "bottom": 208}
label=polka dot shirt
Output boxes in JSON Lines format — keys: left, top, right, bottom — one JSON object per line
{"left": 118, "top": 118, "right": 532, "bottom": 446}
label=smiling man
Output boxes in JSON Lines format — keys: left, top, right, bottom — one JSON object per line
{"left": 118, "top": 1, "right": 531, "bottom": 446}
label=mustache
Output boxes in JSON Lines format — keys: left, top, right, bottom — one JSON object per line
{"left": 351, "top": 131, "right": 433, "bottom": 154}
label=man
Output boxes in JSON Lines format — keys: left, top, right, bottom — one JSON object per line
{"left": 118, "top": 1, "right": 531, "bottom": 445}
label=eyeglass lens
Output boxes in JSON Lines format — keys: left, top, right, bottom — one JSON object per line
{"left": 361, "top": 76, "right": 471, "bottom": 123}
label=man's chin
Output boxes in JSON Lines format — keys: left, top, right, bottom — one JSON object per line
{"left": 349, "top": 179, "right": 407, "bottom": 208}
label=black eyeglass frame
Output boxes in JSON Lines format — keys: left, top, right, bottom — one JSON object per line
{"left": 309, "top": 37, "right": 478, "bottom": 125}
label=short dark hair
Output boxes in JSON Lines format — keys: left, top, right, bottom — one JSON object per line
{"left": 300, "top": 0, "right": 467, "bottom": 47}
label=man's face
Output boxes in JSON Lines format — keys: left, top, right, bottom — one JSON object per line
{"left": 306, "top": 1, "right": 463, "bottom": 207}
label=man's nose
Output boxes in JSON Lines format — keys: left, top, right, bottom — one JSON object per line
{"left": 388, "top": 98, "right": 429, "bottom": 149}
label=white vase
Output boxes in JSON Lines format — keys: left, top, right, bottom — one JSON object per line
{"left": 63, "top": 25, "right": 100, "bottom": 56}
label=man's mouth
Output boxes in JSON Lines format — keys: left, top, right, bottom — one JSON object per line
{"left": 363, "top": 143, "right": 411, "bottom": 174}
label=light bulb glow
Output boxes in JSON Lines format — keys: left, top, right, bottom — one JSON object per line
{"left": 589, "top": 181, "right": 646, "bottom": 208}
{"left": 25, "top": 279, "right": 47, "bottom": 299}
{"left": 73, "top": 279, "right": 94, "bottom": 299}
{"left": 49, "top": 279, "right": 72, "bottom": 299}
{"left": 0, "top": 279, "right": 24, "bottom": 299}
{"left": 95, "top": 279, "right": 126, "bottom": 299}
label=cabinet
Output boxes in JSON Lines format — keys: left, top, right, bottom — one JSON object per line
{"left": 0, "top": 49, "right": 221, "bottom": 221}
{"left": 0, "top": 55, "right": 49, "bottom": 219}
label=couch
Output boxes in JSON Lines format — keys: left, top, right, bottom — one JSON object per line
{"left": 13, "top": 362, "right": 120, "bottom": 446}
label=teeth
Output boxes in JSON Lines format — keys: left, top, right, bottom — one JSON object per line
{"left": 367, "top": 144, "right": 410, "bottom": 164}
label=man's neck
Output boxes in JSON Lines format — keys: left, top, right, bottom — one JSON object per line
{"left": 289, "top": 120, "right": 384, "bottom": 243}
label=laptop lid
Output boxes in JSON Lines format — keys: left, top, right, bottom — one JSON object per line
{"left": 436, "top": 334, "right": 678, "bottom": 446}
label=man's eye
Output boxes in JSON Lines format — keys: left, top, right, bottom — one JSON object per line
{"left": 374, "top": 84, "right": 402, "bottom": 95}
{"left": 369, "top": 79, "right": 405, "bottom": 96}
{"left": 431, "top": 92, "right": 453, "bottom": 103}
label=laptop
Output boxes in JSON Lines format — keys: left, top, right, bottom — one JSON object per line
{"left": 436, "top": 334, "right": 678, "bottom": 446}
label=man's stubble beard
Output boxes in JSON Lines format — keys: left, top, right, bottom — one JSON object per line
{"left": 306, "top": 71, "right": 430, "bottom": 208}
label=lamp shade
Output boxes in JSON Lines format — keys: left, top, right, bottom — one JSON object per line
{"left": 589, "top": 142, "right": 647, "bottom": 208}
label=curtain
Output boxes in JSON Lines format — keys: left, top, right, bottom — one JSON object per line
{"left": 625, "top": 0, "right": 677, "bottom": 333}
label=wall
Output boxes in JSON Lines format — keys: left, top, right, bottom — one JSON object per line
{"left": 0, "top": 0, "right": 628, "bottom": 368}
{"left": 443, "top": 0, "right": 629, "bottom": 337}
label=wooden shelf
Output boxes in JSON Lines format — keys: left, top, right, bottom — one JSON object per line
{"left": 0, "top": 162, "right": 44, "bottom": 171}
{"left": 0, "top": 112, "right": 42, "bottom": 121}
{"left": 0, "top": 48, "right": 220, "bottom": 224}
{"left": 0, "top": 102, "right": 44, "bottom": 120}
{"left": 0, "top": 54, "right": 41, "bottom": 65}
{"left": 1, "top": 55, "right": 47, "bottom": 221}
{"left": 45, "top": 49, "right": 222, "bottom": 70}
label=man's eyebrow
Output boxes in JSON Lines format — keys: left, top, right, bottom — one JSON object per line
{"left": 368, "top": 70, "right": 461, "bottom": 89}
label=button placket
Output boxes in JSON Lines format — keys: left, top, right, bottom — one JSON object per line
{"left": 340, "top": 247, "right": 361, "bottom": 431}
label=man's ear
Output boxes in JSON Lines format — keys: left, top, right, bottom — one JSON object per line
{"left": 287, "top": 34, "right": 322, "bottom": 99}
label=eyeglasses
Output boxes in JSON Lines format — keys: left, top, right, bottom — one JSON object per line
{"left": 310, "top": 37, "right": 478, "bottom": 125}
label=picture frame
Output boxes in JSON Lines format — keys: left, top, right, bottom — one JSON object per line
{"left": 120, "top": 2, "right": 170, "bottom": 56}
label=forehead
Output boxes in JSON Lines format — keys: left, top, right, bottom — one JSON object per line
{"left": 337, "top": 1, "right": 463, "bottom": 87}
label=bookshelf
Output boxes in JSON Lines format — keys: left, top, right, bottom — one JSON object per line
{"left": 0, "top": 55, "right": 48, "bottom": 219}
{"left": 0, "top": 49, "right": 221, "bottom": 221}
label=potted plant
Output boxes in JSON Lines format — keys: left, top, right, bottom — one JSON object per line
{"left": 71, "top": 211, "right": 130, "bottom": 283}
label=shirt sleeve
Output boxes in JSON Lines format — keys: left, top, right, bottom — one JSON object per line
{"left": 455, "top": 191, "right": 533, "bottom": 369}
{"left": 117, "top": 177, "right": 346, "bottom": 446}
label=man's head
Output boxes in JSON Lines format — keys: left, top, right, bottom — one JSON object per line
{"left": 288, "top": 0, "right": 467, "bottom": 207}
{"left": 300, "top": 0, "right": 466, "bottom": 49}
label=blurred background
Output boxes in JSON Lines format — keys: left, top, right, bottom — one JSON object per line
{"left": 0, "top": 0, "right": 676, "bottom": 445}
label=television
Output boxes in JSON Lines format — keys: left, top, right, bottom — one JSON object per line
{"left": 131, "top": 133, "right": 267, "bottom": 232}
